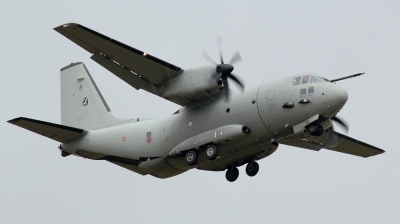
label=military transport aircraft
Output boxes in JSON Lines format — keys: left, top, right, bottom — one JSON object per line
{"left": 8, "top": 23, "right": 384, "bottom": 182}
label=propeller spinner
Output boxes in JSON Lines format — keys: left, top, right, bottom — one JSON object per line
{"left": 202, "top": 37, "right": 245, "bottom": 100}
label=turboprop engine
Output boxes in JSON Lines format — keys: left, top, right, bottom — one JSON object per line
{"left": 160, "top": 66, "right": 221, "bottom": 100}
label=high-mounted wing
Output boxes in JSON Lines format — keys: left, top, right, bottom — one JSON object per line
{"left": 279, "top": 130, "right": 384, "bottom": 158}
{"left": 54, "top": 23, "right": 189, "bottom": 105}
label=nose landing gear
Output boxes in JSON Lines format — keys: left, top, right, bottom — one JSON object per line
{"left": 308, "top": 123, "right": 324, "bottom": 136}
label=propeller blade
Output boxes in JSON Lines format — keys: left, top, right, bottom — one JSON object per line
{"left": 202, "top": 49, "right": 217, "bottom": 65}
{"left": 328, "top": 116, "right": 349, "bottom": 147}
{"left": 332, "top": 116, "right": 349, "bottom": 132}
{"left": 202, "top": 37, "right": 245, "bottom": 101}
{"left": 228, "top": 51, "right": 242, "bottom": 65}
{"left": 327, "top": 127, "right": 337, "bottom": 147}
{"left": 216, "top": 37, "right": 224, "bottom": 64}
{"left": 222, "top": 79, "right": 229, "bottom": 101}
{"left": 228, "top": 73, "right": 245, "bottom": 92}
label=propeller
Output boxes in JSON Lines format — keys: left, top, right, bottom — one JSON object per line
{"left": 327, "top": 116, "right": 349, "bottom": 147}
{"left": 202, "top": 37, "right": 245, "bottom": 101}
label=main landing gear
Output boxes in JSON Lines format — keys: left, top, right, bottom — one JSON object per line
{"left": 225, "top": 161, "right": 260, "bottom": 182}
{"left": 226, "top": 167, "right": 239, "bottom": 182}
{"left": 245, "top": 161, "right": 259, "bottom": 177}
{"left": 185, "top": 150, "right": 198, "bottom": 166}
{"left": 184, "top": 144, "right": 219, "bottom": 166}
{"left": 205, "top": 144, "right": 219, "bottom": 160}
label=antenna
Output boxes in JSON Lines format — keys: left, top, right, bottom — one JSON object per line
{"left": 330, "top": 72, "right": 365, "bottom": 82}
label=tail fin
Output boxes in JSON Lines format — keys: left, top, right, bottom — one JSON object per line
{"left": 61, "top": 62, "right": 127, "bottom": 130}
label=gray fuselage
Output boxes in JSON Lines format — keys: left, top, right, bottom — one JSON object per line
{"left": 62, "top": 73, "right": 348, "bottom": 178}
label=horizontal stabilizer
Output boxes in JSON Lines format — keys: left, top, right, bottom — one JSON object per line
{"left": 280, "top": 130, "right": 384, "bottom": 158}
{"left": 8, "top": 117, "right": 85, "bottom": 143}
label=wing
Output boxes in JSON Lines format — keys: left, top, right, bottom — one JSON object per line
{"left": 54, "top": 23, "right": 190, "bottom": 105}
{"left": 279, "top": 130, "right": 385, "bottom": 158}
{"left": 8, "top": 117, "right": 85, "bottom": 143}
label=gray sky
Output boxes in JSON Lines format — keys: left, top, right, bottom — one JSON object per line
{"left": 1, "top": 1, "right": 399, "bottom": 223}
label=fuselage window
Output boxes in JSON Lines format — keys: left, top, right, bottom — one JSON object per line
{"left": 293, "top": 77, "right": 301, "bottom": 85}
{"left": 146, "top": 132, "right": 152, "bottom": 143}
{"left": 302, "top": 76, "right": 310, "bottom": 84}
{"left": 300, "top": 88, "right": 306, "bottom": 98}
{"left": 308, "top": 86, "right": 314, "bottom": 96}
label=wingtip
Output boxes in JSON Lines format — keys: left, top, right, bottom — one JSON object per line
{"left": 53, "top": 23, "right": 79, "bottom": 30}
{"left": 7, "top": 117, "right": 24, "bottom": 123}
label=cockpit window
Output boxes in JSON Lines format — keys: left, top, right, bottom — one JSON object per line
{"left": 301, "top": 76, "right": 310, "bottom": 84}
{"left": 310, "top": 76, "right": 325, "bottom": 83}
{"left": 292, "top": 77, "right": 301, "bottom": 86}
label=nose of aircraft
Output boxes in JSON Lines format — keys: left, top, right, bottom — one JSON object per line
{"left": 337, "top": 86, "right": 348, "bottom": 103}
{"left": 327, "top": 85, "right": 348, "bottom": 116}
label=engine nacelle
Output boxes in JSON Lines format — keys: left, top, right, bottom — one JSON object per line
{"left": 160, "top": 66, "right": 221, "bottom": 100}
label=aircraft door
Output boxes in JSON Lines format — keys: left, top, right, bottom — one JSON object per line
{"left": 267, "top": 90, "right": 277, "bottom": 108}
{"left": 161, "top": 121, "right": 175, "bottom": 155}
{"left": 257, "top": 82, "right": 275, "bottom": 135}
{"left": 257, "top": 82, "right": 284, "bottom": 136}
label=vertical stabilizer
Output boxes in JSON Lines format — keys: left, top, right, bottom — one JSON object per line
{"left": 61, "top": 62, "right": 127, "bottom": 129}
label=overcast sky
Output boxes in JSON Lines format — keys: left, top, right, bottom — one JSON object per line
{"left": 1, "top": 1, "right": 399, "bottom": 223}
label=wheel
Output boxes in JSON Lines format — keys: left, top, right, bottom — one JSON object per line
{"left": 246, "top": 161, "right": 259, "bottom": 177}
{"left": 308, "top": 124, "right": 318, "bottom": 136}
{"left": 226, "top": 167, "right": 239, "bottom": 182}
{"left": 205, "top": 144, "right": 219, "bottom": 160}
{"left": 309, "top": 124, "right": 324, "bottom": 136}
{"left": 315, "top": 124, "right": 324, "bottom": 136}
{"left": 185, "top": 150, "right": 198, "bottom": 166}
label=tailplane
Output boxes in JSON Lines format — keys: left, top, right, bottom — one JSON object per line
{"left": 8, "top": 117, "right": 85, "bottom": 143}
{"left": 61, "top": 62, "right": 128, "bottom": 130}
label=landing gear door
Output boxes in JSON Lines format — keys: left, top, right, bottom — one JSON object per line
{"left": 161, "top": 121, "right": 175, "bottom": 155}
